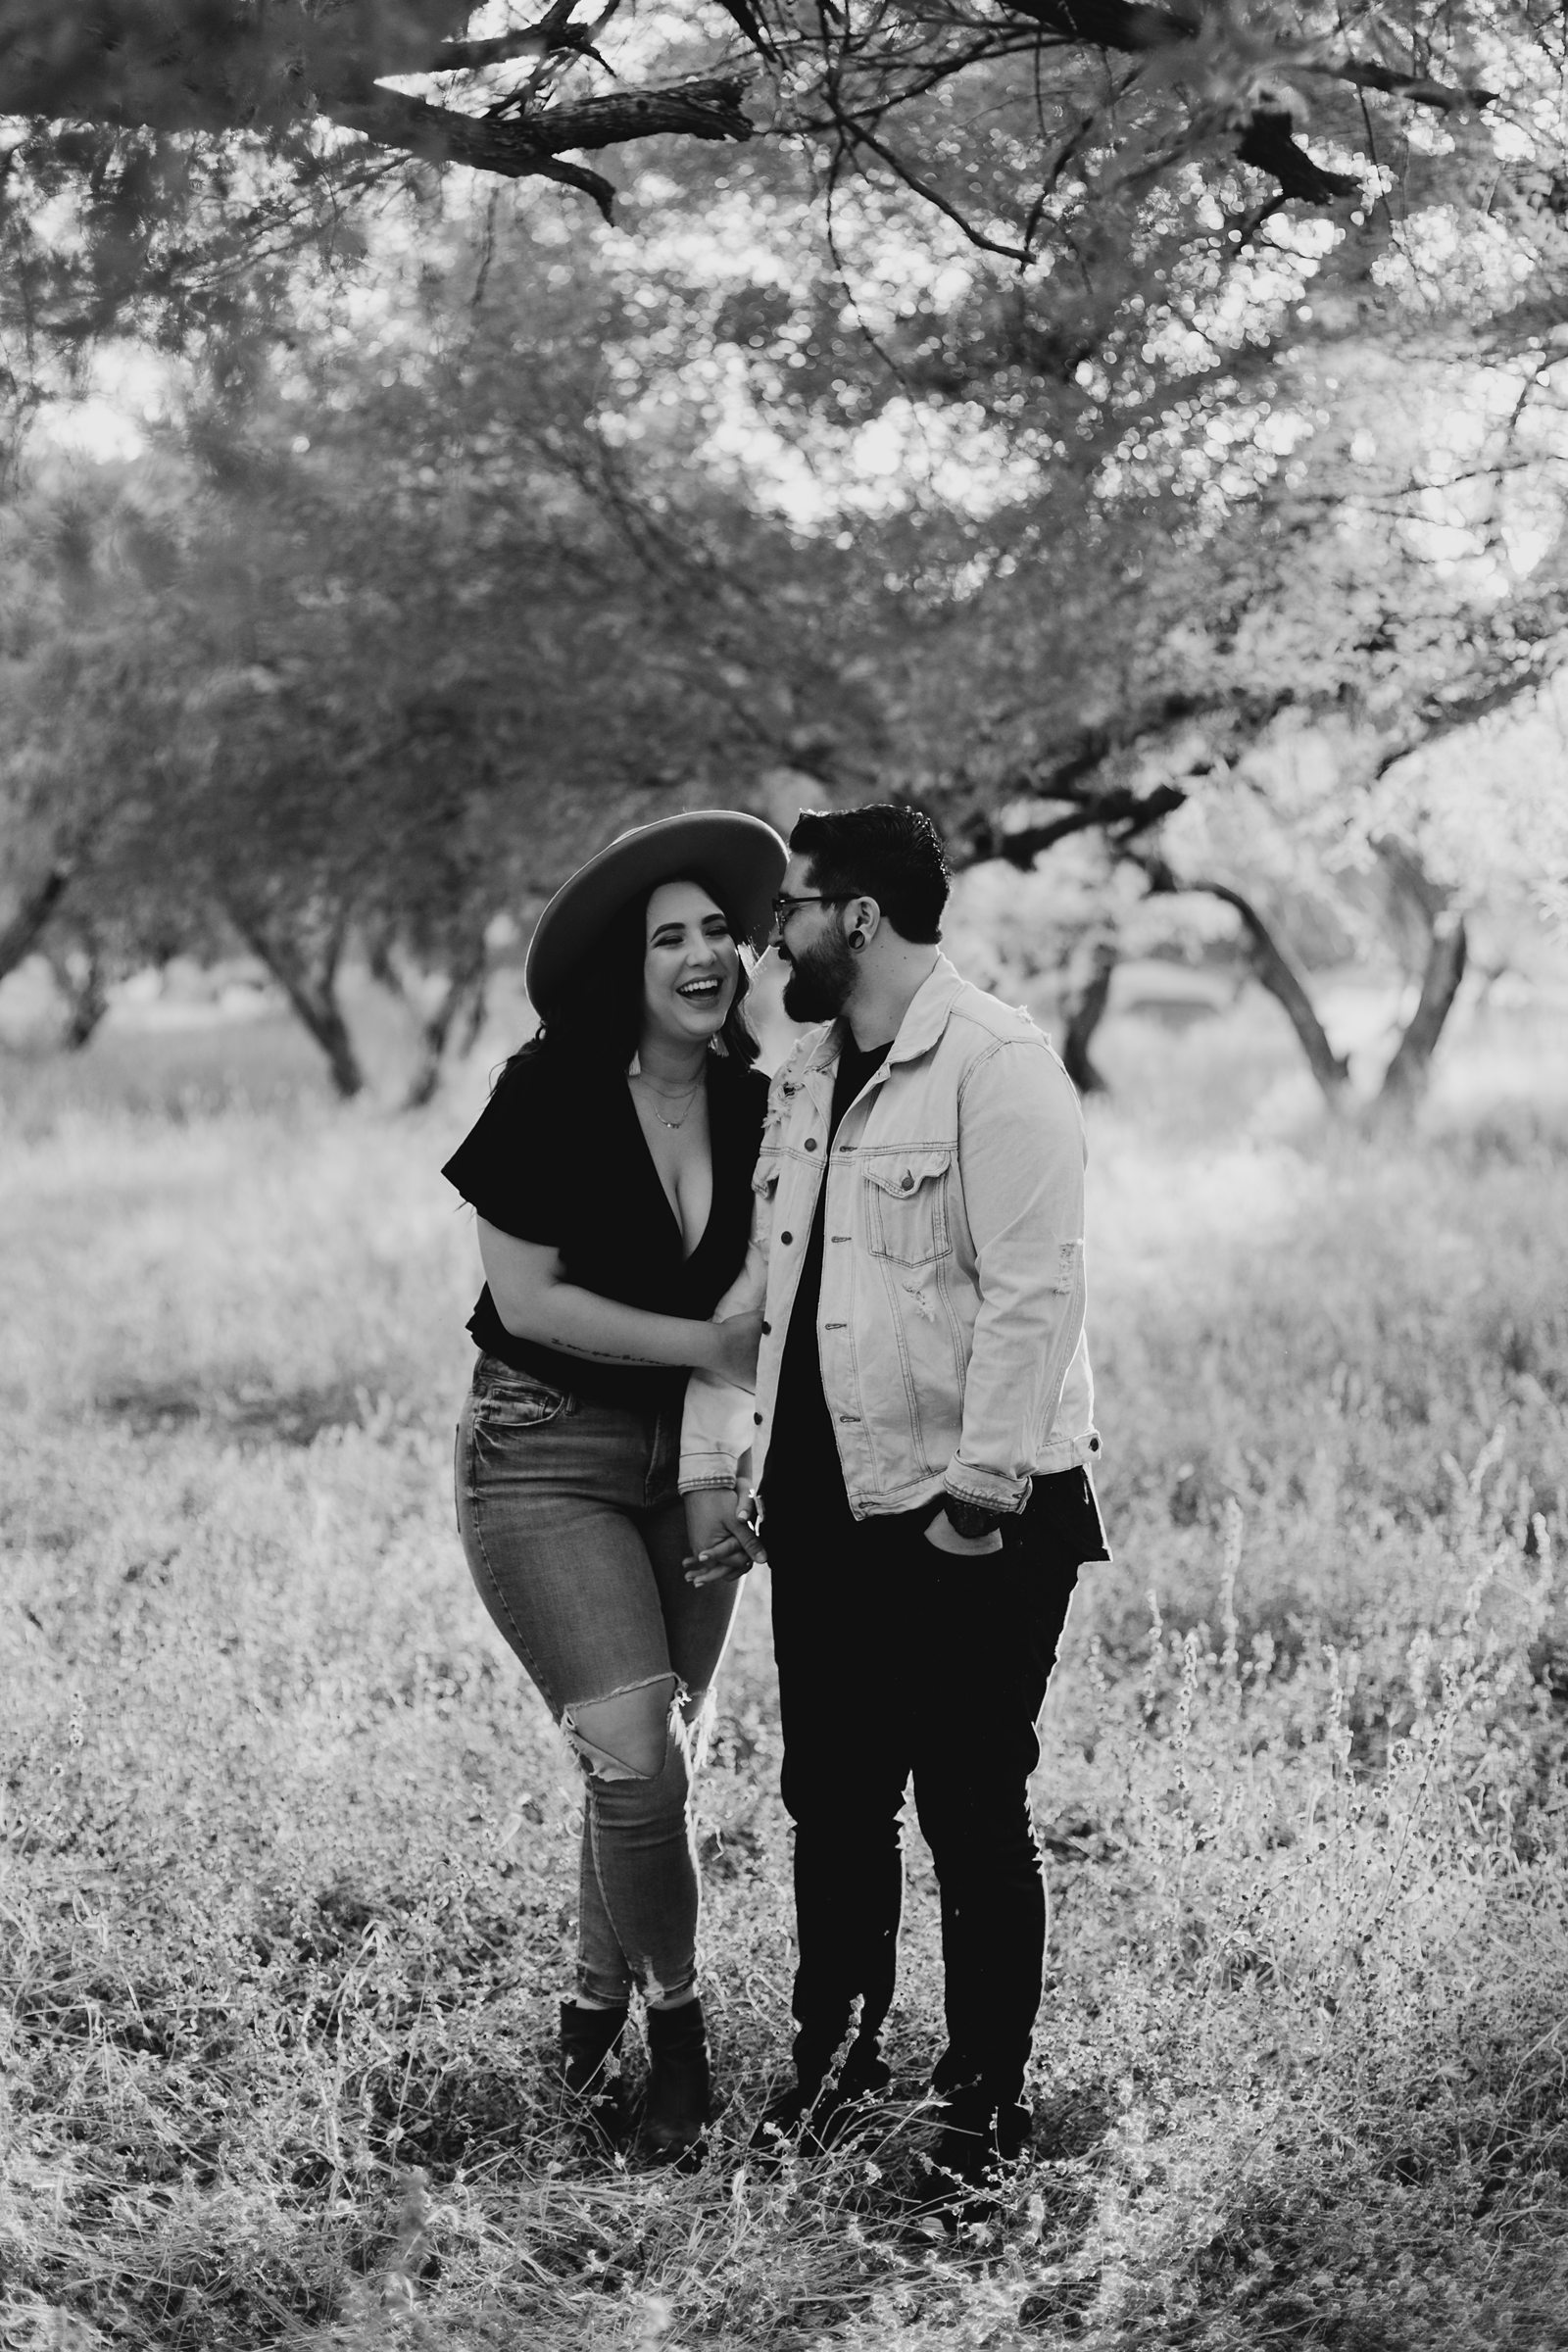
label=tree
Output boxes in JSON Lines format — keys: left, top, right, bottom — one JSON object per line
{"left": 6, "top": 42, "right": 1565, "bottom": 1112}
{"left": 0, "top": 2, "right": 1507, "bottom": 215}
{"left": 0, "top": 0, "right": 1543, "bottom": 382}
{"left": 809, "top": 275, "right": 1568, "bottom": 1106}
{"left": 0, "top": 220, "right": 891, "bottom": 1093}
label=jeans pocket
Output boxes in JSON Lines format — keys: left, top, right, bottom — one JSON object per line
{"left": 470, "top": 1367, "right": 571, "bottom": 1428}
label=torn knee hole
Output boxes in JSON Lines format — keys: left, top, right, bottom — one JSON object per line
{"left": 564, "top": 1676, "right": 680, "bottom": 1782}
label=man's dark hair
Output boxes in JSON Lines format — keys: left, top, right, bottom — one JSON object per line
{"left": 789, "top": 804, "right": 950, "bottom": 945}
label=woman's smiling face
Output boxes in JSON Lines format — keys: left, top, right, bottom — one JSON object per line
{"left": 641, "top": 879, "right": 739, "bottom": 1048}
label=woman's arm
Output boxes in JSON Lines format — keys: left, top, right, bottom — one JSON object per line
{"left": 477, "top": 1222, "right": 760, "bottom": 1385}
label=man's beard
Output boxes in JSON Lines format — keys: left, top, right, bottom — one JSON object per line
{"left": 782, "top": 923, "right": 858, "bottom": 1023}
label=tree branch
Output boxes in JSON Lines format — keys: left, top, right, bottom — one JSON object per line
{"left": 1374, "top": 836, "right": 1449, "bottom": 927}
{"left": 1380, "top": 911, "right": 1467, "bottom": 1106}
{"left": 990, "top": 0, "right": 1494, "bottom": 206}
{"left": 321, "top": 73, "right": 752, "bottom": 219}
{"left": 832, "top": 110, "right": 1033, "bottom": 261}
{"left": 1323, "top": 61, "right": 1495, "bottom": 113}
{"left": 325, "top": 75, "right": 752, "bottom": 220}
{"left": 0, "top": 864, "right": 71, "bottom": 984}
{"left": 1140, "top": 857, "right": 1350, "bottom": 1100}
{"left": 431, "top": 2, "right": 585, "bottom": 74}
{"left": 1235, "top": 111, "right": 1360, "bottom": 204}
{"left": 1373, "top": 649, "right": 1563, "bottom": 779}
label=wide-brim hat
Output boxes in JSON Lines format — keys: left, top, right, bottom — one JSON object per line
{"left": 524, "top": 808, "right": 788, "bottom": 1005}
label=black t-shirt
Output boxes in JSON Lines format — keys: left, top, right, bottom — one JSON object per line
{"left": 441, "top": 1048, "right": 768, "bottom": 1412}
{"left": 765, "top": 1034, "right": 893, "bottom": 1511}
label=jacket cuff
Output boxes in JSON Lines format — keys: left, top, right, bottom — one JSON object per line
{"left": 679, "top": 1445, "right": 742, "bottom": 1494}
{"left": 679, "top": 1475, "right": 740, "bottom": 1496}
{"left": 945, "top": 1465, "right": 1031, "bottom": 1515}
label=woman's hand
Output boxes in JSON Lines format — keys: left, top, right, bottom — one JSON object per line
{"left": 704, "top": 1308, "right": 763, "bottom": 1389}
{"left": 683, "top": 1487, "right": 766, "bottom": 1585}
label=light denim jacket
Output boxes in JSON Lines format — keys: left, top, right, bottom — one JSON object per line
{"left": 680, "top": 954, "right": 1101, "bottom": 1520}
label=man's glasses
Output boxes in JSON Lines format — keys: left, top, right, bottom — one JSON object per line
{"left": 770, "top": 893, "right": 841, "bottom": 929}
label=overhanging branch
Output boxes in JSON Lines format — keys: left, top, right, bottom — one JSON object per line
{"left": 989, "top": 0, "right": 1492, "bottom": 205}
{"left": 326, "top": 74, "right": 754, "bottom": 219}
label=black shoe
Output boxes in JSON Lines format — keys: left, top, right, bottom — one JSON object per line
{"left": 816, "top": 2046, "right": 895, "bottom": 2149}
{"left": 931, "top": 2042, "right": 978, "bottom": 2096}
{"left": 920, "top": 2083, "right": 1033, "bottom": 2230}
{"left": 749, "top": 2075, "right": 824, "bottom": 2154}
{"left": 642, "top": 1998, "right": 712, "bottom": 2167}
{"left": 750, "top": 2045, "right": 894, "bottom": 2160}
{"left": 559, "top": 2001, "right": 631, "bottom": 2149}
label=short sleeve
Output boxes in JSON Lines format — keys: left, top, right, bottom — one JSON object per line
{"left": 441, "top": 1054, "right": 564, "bottom": 1245}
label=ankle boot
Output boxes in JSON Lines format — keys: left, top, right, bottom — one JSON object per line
{"left": 751, "top": 2038, "right": 892, "bottom": 2160}
{"left": 559, "top": 2001, "right": 630, "bottom": 2148}
{"left": 750, "top": 2071, "right": 825, "bottom": 2153}
{"left": 642, "top": 1998, "right": 711, "bottom": 2165}
{"left": 921, "top": 2081, "right": 1033, "bottom": 2230}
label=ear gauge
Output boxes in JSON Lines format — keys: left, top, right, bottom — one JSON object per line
{"left": 849, "top": 930, "right": 865, "bottom": 950}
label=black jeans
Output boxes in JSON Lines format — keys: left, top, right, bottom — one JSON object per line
{"left": 764, "top": 1484, "right": 1083, "bottom": 2109}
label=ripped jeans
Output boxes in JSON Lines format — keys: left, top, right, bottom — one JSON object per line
{"left": 455, "top": 1356, "right": 740, "bottom": 2006}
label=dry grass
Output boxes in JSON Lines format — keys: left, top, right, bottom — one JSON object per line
{"left": 3, "top": 993, "right": 1568, "bottom": 2351}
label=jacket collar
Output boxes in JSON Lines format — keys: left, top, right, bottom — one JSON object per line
{"left": 801, "top": 953, "right": 965, "bottom": 1078}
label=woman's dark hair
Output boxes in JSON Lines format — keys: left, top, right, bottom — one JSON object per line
{"left": 511, "top": 869, "right": 760, "bottom": 1077}
{"left": 789, "top": 803, "right": 949, "bottom": 944}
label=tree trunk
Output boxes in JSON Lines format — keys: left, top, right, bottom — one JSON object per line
{"left": 1379, "top": 910, "right": 1468, "bottom": 1107}
{"left": 227, "top": 905, "right": 365, "bottom": 1100}
{"left": 402, "top": 947, "right": 489, "bottom": 1111}
{"left": 1158, "top": 873, "right": 1350, "bottom": 1103}
{"left": 1060, "top": 940, "right": 1117, "bottom": 1096}
{"left": 456, "top": 972, "right": 489, "bottom": 1059}
{"left": 0, "top": 866, "right": 71, "bottom": 984}
{"left": 47, "top": 934, "right": 108, "bottom": 1050}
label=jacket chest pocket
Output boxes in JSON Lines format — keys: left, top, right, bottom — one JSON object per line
{"left": 863, "top": 1150, "right": 953, "bottom": 1266}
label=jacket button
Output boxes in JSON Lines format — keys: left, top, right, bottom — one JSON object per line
{"left": 805, "top": 1138, "right": 817, "bottom": 1152}
{"left": 780, "top": 1231, "right": 793, "bottom": 1245}
{"left": 754, "top": 1411, "right": 763, "bottom": 1426}
{"left": 901, "top": 1172, "right": 915, "bottom": 1189}
{"left": 760, "top": 1321, "right": 771, "bottom": 1336}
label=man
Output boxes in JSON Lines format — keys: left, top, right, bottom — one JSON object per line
{"left": 681, "top": 803, "right": 1108, "bottom": 2202}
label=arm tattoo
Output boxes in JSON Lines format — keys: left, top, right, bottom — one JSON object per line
{"left": 549, "top": 1339, "right": 666, "bottom": 1366}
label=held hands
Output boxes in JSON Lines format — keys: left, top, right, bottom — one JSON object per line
{"left": 705, "top": 1308, "right": 763, "bottom": 1390}
{"left": 683, "top": 1486, "right": 766, "bottom": 1586}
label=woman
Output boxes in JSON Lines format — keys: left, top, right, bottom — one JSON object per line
{"left": 442, "top": 811, "right": 785, "bottom": 2164}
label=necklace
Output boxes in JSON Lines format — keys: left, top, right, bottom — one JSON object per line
{"left": 631, "top": 1071, "right": 705, "bottom": 1131}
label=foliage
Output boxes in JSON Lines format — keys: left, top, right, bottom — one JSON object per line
{"left": 6, "top": 13, "right": 1568, "bottom": 1104}
{"left": 0, "top": 212, "right": 897, "bottom": 1088}
{"left": 0, "top": 0, "right": 1531, "bottom": 247}
{"left": 3, "top": 1007, "right": 1568, "bottom": 2348}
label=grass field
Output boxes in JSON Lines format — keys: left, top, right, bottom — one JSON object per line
{"left": 3, "top": 985, "right": 1568, "bottom": 2352}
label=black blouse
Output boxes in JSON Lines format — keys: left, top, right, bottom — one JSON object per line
{"left": 441, "top": 1048, "right": 768, "bottom": 1411}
